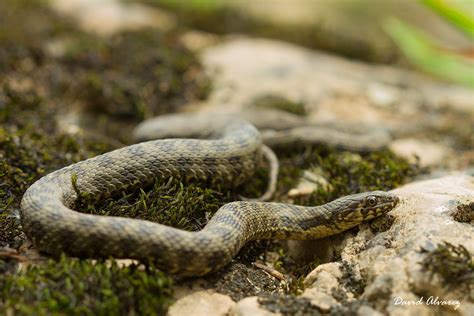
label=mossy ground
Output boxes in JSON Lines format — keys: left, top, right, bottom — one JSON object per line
{"left": 0, "top": 256, "right": 173, "bottom": 315}
{"left": 420, "top": 242, "right": 474, "bottom": 300}
{"left": 0, "top": 0, "right": 421, "bottom": 315}
{"left": 0, "top": 0, "right": 207, "bottom": 314}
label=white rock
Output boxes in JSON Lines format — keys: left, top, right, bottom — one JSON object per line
{"left": 389, "top": 138, "right": 452, "bottom": 168}
{"left": 50, "top": 0, "right": 176, "bottom": 35}
{"left": 232, "top": 297, "right": 280, "bottom": 316}
{"left": 168, "top": 290, "right": 235, "bottom": 316}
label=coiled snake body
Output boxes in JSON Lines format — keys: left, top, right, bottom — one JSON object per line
{"left": 20, "top": 114, "right": 399, "bottom": 277}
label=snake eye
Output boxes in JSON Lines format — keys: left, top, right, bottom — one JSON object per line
{"left": 367, "top": 196, "right": 377, "bottom": 206}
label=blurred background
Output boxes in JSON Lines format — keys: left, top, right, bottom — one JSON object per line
{"left": 50, "top": 0, "right": 474, "bottom": 85}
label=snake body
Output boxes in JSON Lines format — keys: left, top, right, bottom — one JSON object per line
{"left": 20, "top": 114, "right": 399, "bottom": 277}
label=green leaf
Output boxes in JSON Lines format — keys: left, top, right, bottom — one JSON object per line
{"left": 422, "top": 0, "right": 474, "bottom": 39}
{"left": 384, "top": 17, "right": 474, "bottom": 87}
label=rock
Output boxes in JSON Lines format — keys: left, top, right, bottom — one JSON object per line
{"left": 366, "top": 83, "right": 399, "bottom": 108}
{"left": 287, "top": 167, "right": 332, "bottom": 199}
{"left": 232, "top": 297, "right": 279, "bottom": 316}
{"left": 168, "top": 290, "right": 235, "bottom": 316}
{"left": 180, "top": 31, "right": 220, "bottom": 52}
{"left": 50, "top": 0, "right": 176, "bottom": 35}
{"left": 357, "top": 305, "right": 384, "bottom": 316}
{"left": 389, "top": 138, "right": 452, "bottom": 168}
{"left": 302, "top": 174, "right": 474, "bottom": 315}
{"left": 201, "top": 37, "right": 473, "bottom": 121}
{"left": 303, "top": 262, "right": 342, "bottom": 288}
{"left": 302, "top": 262, "right": 354, "bottom": 312}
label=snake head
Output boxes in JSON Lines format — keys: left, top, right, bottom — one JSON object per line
{"left": 334, "top": 190, "right": 399, "bottom": 224}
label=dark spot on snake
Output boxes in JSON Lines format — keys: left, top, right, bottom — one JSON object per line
{"left": 228, "top": 156, "right": 242, "bottom": 164}
{"left": 206, "top": 249, "right": 229, "bottom": 272}
{"left": 176, "top": 156, "right": 194, "bottom": 166}
{"left": 203, "top": 156, "right": 217, "bottom": 165}
{"left": 296, "top": 216, "right": 326, "bottom": 231}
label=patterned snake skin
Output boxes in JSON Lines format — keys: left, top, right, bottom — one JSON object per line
{"left": 20, "top": 114, "right": 399, "bottom": 277}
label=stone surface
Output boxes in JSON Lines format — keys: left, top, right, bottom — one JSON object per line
{"left": 389, "top": 138, "right": 453, "bottom": 168}
{"left": 168, "top": 290, "right": 235, "bottom": 316}
{"left": 302, "top": 174, "right": 474, "bottom": 315}
{"left": 200, "top": 38, "right": 473, "bottom": 117}
{"left": 51, "top": 0, "right": 176, "bottom": 35}
{"left": 232, "top": 297, "right": 279, "bottom": 316}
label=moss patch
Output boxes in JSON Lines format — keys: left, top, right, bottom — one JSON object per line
{"left": 62, "top": 29, "right": 211, "bottom": 123}
{"left": 0, "top": 255, "right": 173, "bottom": 315}
{"left": 451, "top": 202, "right": 474, "bottom": 224}
{"left": 0, "top": 0, "right": 209, "bottom": 314}
{"left": 75, "top": 177, "right": 227, "bottom": 232}
{"left": 0, "top": 0, "right": 210, "bottom": 245}
{"left": 243, "top": 145, "right": 418, "bottom": 206}
{"left": 420, "top": 242, "right": 474, "bottom": 299}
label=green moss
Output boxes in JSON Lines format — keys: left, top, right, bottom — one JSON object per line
{"left": 75, "top": 177, "right": 227, "bottom": 232}
{"left": 0, "top": 90, "right": 117, "bottom": 247}
{"left": 420, "top": 241, "right": 474, "bottom": 299}
{"left": 0, "top": 0, "right": 211, "bottom": 313}
{"left": 244, "top": 145, "right": 417, "bottom": 207}
{"left": 62, "top": 29, "right": 211, "bottom": 124}
{"left": 0, "top": 255, "right": 173, "bottom": 315}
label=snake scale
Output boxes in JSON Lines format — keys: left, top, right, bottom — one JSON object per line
{"left": 20, "top": 113, "right": 399, "bottom": 277}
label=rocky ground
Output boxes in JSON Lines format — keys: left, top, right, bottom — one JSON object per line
{"left": 0, "top": 0, "right": 472, "bottom": 315}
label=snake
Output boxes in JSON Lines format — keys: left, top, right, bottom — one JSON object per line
{"left": 20, "top": 113, "right": 399, "bottom": 277}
